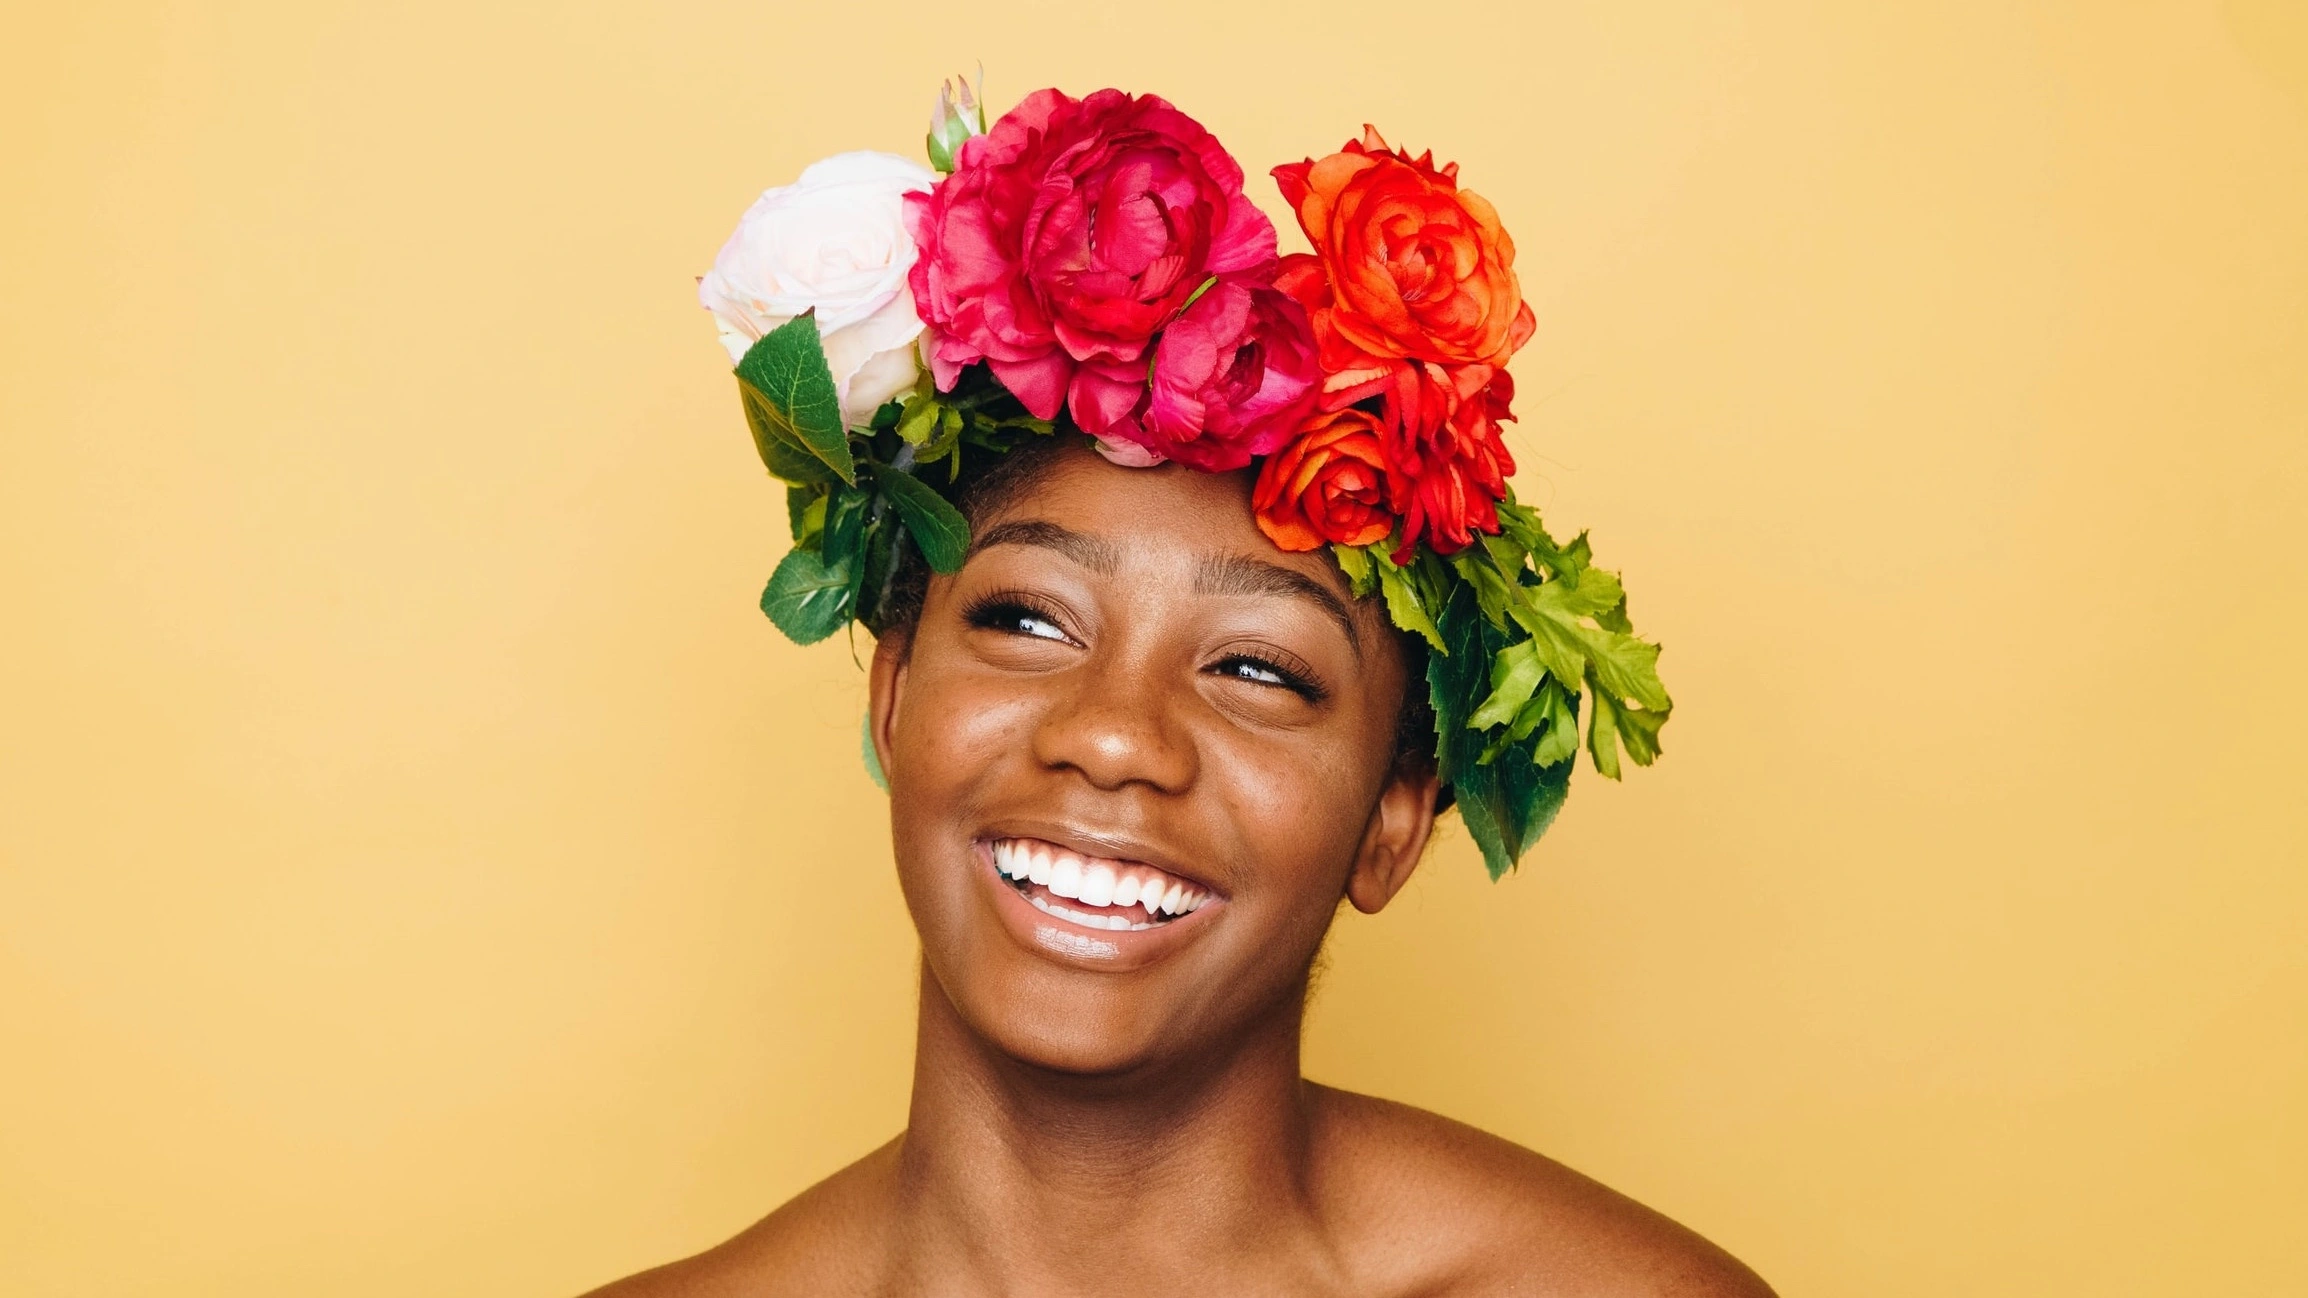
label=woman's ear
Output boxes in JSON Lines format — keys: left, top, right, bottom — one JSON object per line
{"left": 1345, "top": 764, "right": 1440, "bottom": 914}
{"left": 867, "top": 628, "right": 911, "bottom": 786}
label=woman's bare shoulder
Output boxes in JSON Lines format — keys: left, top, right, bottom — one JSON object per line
{"left": 574, "top": 1137, "right": 902, "bottom": 1298}
{"left": 1307, "top": 1085, "right": 1775, "bottom": 1298}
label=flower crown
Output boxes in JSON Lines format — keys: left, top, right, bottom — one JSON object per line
{"left": 700, "top": 77, "right": 1671, "bottom": 878}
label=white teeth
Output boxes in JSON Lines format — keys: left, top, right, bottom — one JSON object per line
{"left": 1079, "top": 862, "right": 1115, "bottom": 907}
{"left": 1027, "top": 892, "right": 1155, "bottom": 931}
{"left": 990, "top": 840, "right": 1219, "bottom": 930}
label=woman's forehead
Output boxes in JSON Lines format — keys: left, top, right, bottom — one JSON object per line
{"left": 967, "top": 445, "right": 1359, "bottom": 598}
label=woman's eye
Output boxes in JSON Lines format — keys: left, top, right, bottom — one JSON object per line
{"left": 967, "top": 600, "right": 1070, "bottom": 642}
{"left": 1011, "top": 613, "right": 1068, "bottom": 641}
{"left": 1209, "top": 655, "right": 1324, "bottom": 702}
{"left": 1218, "top": 658, "right": 1289, "bottom": 687}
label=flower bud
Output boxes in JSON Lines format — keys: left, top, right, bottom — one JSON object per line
{"left": 925, "top": 69, "right": 987, "bottom": 173}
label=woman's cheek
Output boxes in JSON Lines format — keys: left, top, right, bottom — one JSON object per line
{"left": 903, "top": 661, "right": 1045, "bottom": 792}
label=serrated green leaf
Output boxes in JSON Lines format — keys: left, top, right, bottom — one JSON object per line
{"left": 875, "top": 464, "right": 970, "bottom": 573}
{"left": 760, "top": 544, "right": 856, "bottom": 645}
{"left": 1331, "top": 543, "right": 1375, "bottom": 598}
{"left": 1614, "top": 701, "right": 1668, "bottom": 767}
{"left": 1506, "top": 601, "right": 1590, "bottom": 689}
{"left": 1425, "top": 586, "right": 1488, "bottom": 787}
{"left": 1376, "top": 557, "right": 1445, "bottom": 651}
{"left": 1529, "top": 682, "right": 1581, "bottom": 768}
{"left": 1483, "top": 675, "right": 1576, "bottom": 764}
{"left": 735, "top": 312, "right": 855, "bottom": 485}
{"left": 1514, "top": 757, "right": 1574, "bottom": 859}
{"left": 1529, "top": 565, "right": 1624, "bottom": 619}
{"left": 1452, "top": 760, "right": 1516, "bottom": 879}
{"left": 1469, "top": 639, "right": 1545, "bottom": 730}
{"left": 1452, "top": 731, "right": 1575, "bottom": 878}
{"left": 1576, "top": 624, "right": 1671, "bottom": 712}
{"left": 1587, "top": 683, "right": 1624, "bottom": 780}
{"left": 1450, "top": 549, "right": 1519, "bottom": 629}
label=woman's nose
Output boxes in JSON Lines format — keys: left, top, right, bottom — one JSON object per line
{"left": 1028, "top": 647, "right": 1198, "bottom": 795}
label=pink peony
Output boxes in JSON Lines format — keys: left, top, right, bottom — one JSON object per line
{"left": 905, "top": 88, "right": 1278, "bottom": 425}
{"left": 1080, "top": 280, "right": 1319, "bottom": 472}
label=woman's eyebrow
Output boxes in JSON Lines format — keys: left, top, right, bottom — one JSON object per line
{"left": 970, "top": 519, "right": 1121, "bottom": 574}
{"left": 1193, "top": 554, "right": 1362, "bottom": 657}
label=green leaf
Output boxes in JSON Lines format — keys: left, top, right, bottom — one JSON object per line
{"left": 1453, "top": 759, "right": 1516, "bottom": 879}
{"left": 1469, "top": 640, "right": 1545, "bottom": 731}
{"left": 734, "top": 312, "right": 856, "bottom": 485}
{"left": 1482, "top": 675, "right": 1575, "bottom": 765}
{"left": 1614, "top": 700, "right": 1668, "bottom": 767}
{"left": 874, "top": 464, "right": 970, "bottom": 574}
{"left": 759, "top": 543, "right": 857, "bottom": 645}
{"left": 1505, "top": 601, "right": 1590, "bottom": 691}
{"left": 1528, "top": 682, "right": 1581, "bottom": 768}
{"left": 860, "top": 711, "right": 888, "bottom": 791}
{"left": 1425, "top": 586, "right": 1489, "bottom": 787}
{"left": 1453, "top": 739, "right": 1575, "bottom": 879}
{"left": 1587, "top": 683, "right": 1624, "bottom": 780}
{"left": 895, "top": 392, "right": 943, "bottom": 445}
{"left": 1576, "top": 624, "right": 1671, "bottom": 712}
{"left": 1331, "top": 543, "right": 1376, "bottom": 598}
{"left": 753, "top": 425, "right": 841, "bottom": 486}
{"left": 785, "top": 485, "right": 821, "bottom": 545}
{"left": 1529, "top": 565, "right": 1624, "bottom": 619}
{"left": 1513, "top": 758, "right": 1575, "bottom": 861}
{"left": 854, "top": 498, "right": 906, "bottom": 631}
{"left": 1450, "top": 549, "right": 1520, "bottom": 630}
{"left": 1376, "top": 555, "right": 1445, "bottom": 651}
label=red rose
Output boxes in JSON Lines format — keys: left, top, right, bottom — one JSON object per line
{"left": 905, "top": 88, "right": 1277, "bottom": 425}
{"left": 1080, "top": 280, "right": 1319, "bottom": 472}
{"left": 1273, "top": 128, "right": 1535, "bottom": 372}
{"left": 1378, "top": 361, "right": 1517, "bottom": 559}
{"left": 1252, "top": 407, "right": 1400, "bottom": 551}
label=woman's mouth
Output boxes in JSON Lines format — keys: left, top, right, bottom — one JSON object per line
{"left": 988, "top": 837, "right": 1214, "bottom": 932}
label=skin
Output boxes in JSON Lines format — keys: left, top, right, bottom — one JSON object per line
{"left": 584, "top": 442, "right": 1773, "bottom": 1298}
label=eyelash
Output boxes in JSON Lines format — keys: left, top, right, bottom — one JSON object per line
{"left": 962, "top": 593, "right": 1074, "bottom": 643}
{"left": 962, "top": 592, "right": 1328, "bottom": 704}
{"left": 1210, "top": 651, "right": 1328, "bottom": 703}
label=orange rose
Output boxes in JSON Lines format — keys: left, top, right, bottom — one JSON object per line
{"left": 1251, "top": 408, "right": 1399, "bottom": 552}
{"left": 1273, "top": 128, "right": 1536, "bottom": 372}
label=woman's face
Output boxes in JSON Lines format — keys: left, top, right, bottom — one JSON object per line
{"left": 870, "top": 442, "right": 1437, "bottom": 1076}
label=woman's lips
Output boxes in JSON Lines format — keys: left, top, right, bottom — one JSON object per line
{"left": 988, "top": 837, "right": 1215, "bottom": 932}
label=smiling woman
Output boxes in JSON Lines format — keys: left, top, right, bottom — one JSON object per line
{"left": 583, "top": 78, "right": 1765, "bottom": 1296}
{"left": 581, "top": 439, "right": 1770, "bottom": 1295}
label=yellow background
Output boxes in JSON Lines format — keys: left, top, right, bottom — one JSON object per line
{"left": 4, "top": 2, "right": 2304, "bottom": 1293}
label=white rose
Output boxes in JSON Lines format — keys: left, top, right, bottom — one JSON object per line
{"left": 699, "top": 150, "right": 938, "bottom": 428}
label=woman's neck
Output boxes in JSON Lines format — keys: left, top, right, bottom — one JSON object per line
{"left": 889, "top": 965, "right": 1330, "bottom": 1293}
